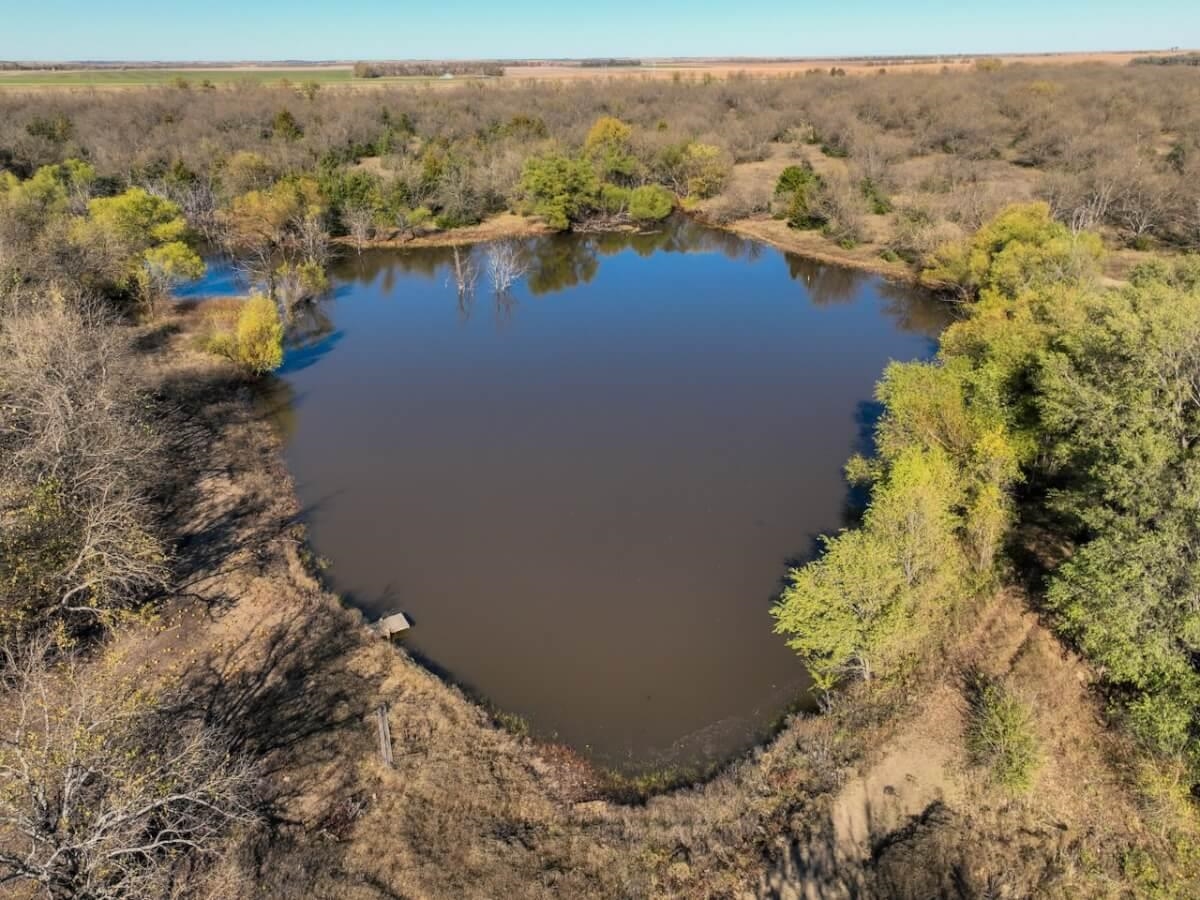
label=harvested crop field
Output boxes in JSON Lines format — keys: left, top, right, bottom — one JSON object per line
{"left": 2, "top": 49, "right": 1194, "bottom": 90}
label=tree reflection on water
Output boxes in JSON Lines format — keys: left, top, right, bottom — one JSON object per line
{"left": 322, "top": 214, "right": 950, "bottom": 336}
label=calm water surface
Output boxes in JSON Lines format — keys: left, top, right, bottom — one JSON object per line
{"left": 202, "top": 219, "right": 949, "bottom": 772}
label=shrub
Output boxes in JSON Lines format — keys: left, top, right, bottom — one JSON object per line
{"left": 272, "top": 108, "right": 303, "bottom": 142}
{"left": 0, "top": 304, "right": 166, "bottom": 641}
{"left": 860, "top": 177, "right": 893, "bottom": 215}
{"left": 814, "top": 176, "right": 868, "bottom": 246}
{"left": 0, "top": 639, "right": 257, "bottom": 897}
{"left": 628, "top": 185, "right": 674, "bottom": 223}
{"left": 923, "top": 202, "right": 1103, "bottom": 299}
{"left": 704, "top": 185, "right": 772, "bottom": 225}
{"left": 234, "top": 294, "right": 284, "bottom": 374}
{"left": 889, "top": 206, "right": 962, "bottom": 267}
{"left": 203, "top": 295, "right": 284, "bottom": 375}
{"left": 965, "top": 674, "right": 1040, "bottom": 791}
{"left": 681, "top": 143, "right": 730, "bottom": 199}
{"left": 598, "top": 183, "right": 631, "bottom": 216}
{"left": 775, "top": 164, "right": 826, "bottom": 229}
{"left": 776, "top": 163, "right": 820, "bottom": 198}
{"left": 518, "top": 153, "right": 599, "bottom": 230}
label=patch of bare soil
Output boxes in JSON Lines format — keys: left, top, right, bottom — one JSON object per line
{"left": 754, "top": 591, "right": 1199, "bottom": 899}
{"left": 721, "top": 217, "right": 915, "bottom": 281}
{"left": 333, "top": 212, "right": 553, "bottom": 251}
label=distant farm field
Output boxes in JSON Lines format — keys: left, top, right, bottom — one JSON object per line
{"left": 0, "top": 67, "right": 484, "bottom": 89}
{"left": 0, "top": 50, "right": 1192, "bottom": 91}
{"left": 0, "top": 67, "right": 355, "bottom": 87}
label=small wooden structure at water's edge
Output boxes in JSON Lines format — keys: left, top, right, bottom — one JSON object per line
{"left": 373, "top": 611, "right": 411, "bottom": 638}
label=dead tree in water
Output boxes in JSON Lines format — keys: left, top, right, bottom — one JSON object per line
{"left": 485, "top": 240, "right": 528, "bottom": 294}
{"left": 448, "top": 245, "right": 478, "bottom": 319}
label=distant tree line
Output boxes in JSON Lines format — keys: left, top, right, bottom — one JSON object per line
{"left": 353, "top": 61, "right": 506, "bottom": 78}
{"left": 579, "top": 58, "right": 643, "bottom": 68}
{"left": 0, "top": 61, "right": 72, "bottom": 71}
{"left": 1131, "top": 53, "right": 1200, "bottom": 67}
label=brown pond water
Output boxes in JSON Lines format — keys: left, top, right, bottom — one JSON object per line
{"left": 201, "top": 218, "right": 950, "bottom": 773}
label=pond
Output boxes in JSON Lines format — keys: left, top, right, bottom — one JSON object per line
{"left": 193, "top": 217, "right": 950, "bottom": 773}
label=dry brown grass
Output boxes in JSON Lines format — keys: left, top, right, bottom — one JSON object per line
{"left": 331, "top": 211, "right": 551, "bottom": 250}
{"left": 695, "top": 139, "right": 1164, "bottom": 284}
{"left": 501, "top": 51, "right": 1193, "bottom": 82}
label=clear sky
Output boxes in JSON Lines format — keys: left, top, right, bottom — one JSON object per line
{"left": 2, "top": 0, "right": 1197, "bottom": 62}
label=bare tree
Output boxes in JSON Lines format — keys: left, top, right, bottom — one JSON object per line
{"left": 812, "top": 175, "right": 868, "bottom": 246}
{"left": 1116, "top": 169, "right": 1175, "bottom": 244}
{"left": 344, "top": 205, "right": 375, "bottom": 254}
{"left": 146, "top": 177, "right": 220, "bottom": 245}
{"left": 447, "top": 245, "right": 478, "bottom": 320}
{"left": 0, "top": 298, "right": 166, "bottom": 634}
{"left": 0, "top": 638, "right": 258, "bottom": 899}
{"left": 217, "top": 191, "right": 329, "bottom": 302}
{"left": 485, "top": 240, "right": 528, "bottom": 294}
{"left": 295, "top": 214, "right": 331, "bottom": 269}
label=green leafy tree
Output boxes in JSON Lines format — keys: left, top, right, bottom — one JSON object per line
{"left": 82, "top": 188, "right": 204, "bottom": 312}
{"left": 773, "top": 528, "right": 902, "bottom": 690}
{"left": 219, "top": 178, "right": 327, "bottom": 302}
{"left": 923, "top": 202, "right": 1102, "bottom": 300}
{"left": 583, "top": 116, "right": 638, "bottom": 181}
{"left": 628, "top": 185, "right": 674, "bottom": 222}
{"left": 0, "top": 160, "right": 95, "bottom": 228}
{"left": 774, "top": 443, "right": 971, "bottom": 689}
{"left": 518, "top": 153, "right": 599, "bottom": 230}
{"left": 1033, "top": 270, "right": 1200, "bottom": 768}
{"left": 142, "top": 242, "right": 205, "bottom": 312}
{"left": 773, "top": 206, "right": 1050, "bottom": 695}
{"left": 272, "top": 108, "right": 304, "bottom": 142}
{"left": 775, "top": 163, "right": 824, "bottom": 229}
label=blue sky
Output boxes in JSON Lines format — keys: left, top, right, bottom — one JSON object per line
{"left": 3, "top": 1, "right": 1197, "bottom": 61}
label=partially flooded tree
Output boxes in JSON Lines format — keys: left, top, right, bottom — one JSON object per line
{"left": 0, "top": 638, "right": 258, "bottom": 899}
{"left": 485, "top": 240, "right": 528, "bottom": 294}
{"left": 217, "top": 178, "right": 329, "bottom": 311}
{"left": 448, "top": 245, "right": 479, "bottom": 320}
{"left": 343, "top": 203, "right": 375, "bottom": 254}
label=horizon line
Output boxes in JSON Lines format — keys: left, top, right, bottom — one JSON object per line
{"left": 1, "top": 47, "right": 1195, "bottom": 66}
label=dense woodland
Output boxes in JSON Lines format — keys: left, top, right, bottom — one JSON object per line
{"left": 2, "top": 64, "right": 1200, "bottom": 896}
{"left": 1, "top": 63, "right": 1199, "bottom": 252}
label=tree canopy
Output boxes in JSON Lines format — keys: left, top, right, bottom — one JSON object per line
{"left": 775, "top": 205, "right": 1200, "bottom": 786}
